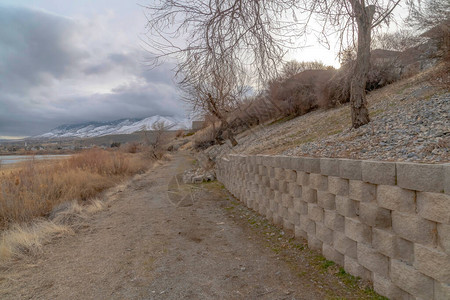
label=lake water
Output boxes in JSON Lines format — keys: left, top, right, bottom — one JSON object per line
{"left": 0, "top": 154, "right": 71, "bottom": 166}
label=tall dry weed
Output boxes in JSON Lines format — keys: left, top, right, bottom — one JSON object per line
{"left": 0, "top": 149, "right": 150, "bottom": 228}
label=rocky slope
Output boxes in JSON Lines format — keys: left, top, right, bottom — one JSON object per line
{"left": 201, "top": 65, "right": 449, "bottom": 163}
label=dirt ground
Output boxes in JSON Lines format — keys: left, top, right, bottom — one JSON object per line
{"left": 0, "top": 153, "right": 381, "bottom": 299}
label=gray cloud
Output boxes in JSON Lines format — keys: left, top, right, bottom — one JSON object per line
{"left": 0, "top": 5, "right": 184, "bottom": 137}
{"left": 0, "top": 6, "right": 88, "bottom": 93}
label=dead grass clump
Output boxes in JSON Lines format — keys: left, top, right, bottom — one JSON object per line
{"left": 0, "top": 198, "right": 108, "bottom": 262}
{"left": 0, "top": 221, "right": 73, "bottom": 261}
{"left": 0, "top": 149, "right": 150, "bottom": 228}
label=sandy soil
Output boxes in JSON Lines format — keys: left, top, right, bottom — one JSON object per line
{"left": 0, "top": 154, "right": 374, "bottom": 299}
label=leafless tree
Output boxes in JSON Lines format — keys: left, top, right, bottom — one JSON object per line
{"left": 144, "top": 0, "right": 403, "bottom": 129}
{"left": 406, "top": 0, "right": 449, "bottom": 58}
{"left": 280, "top": 60, "right": 331, "bottom": 79}
{"left": 372, "top": 30, "right": 422, "bottom": 51}
{"left": 178, "top": 60, "right": 246, "bottom": 146}
{"left": 407, "top": 0, "right": 449, "bottom": 30}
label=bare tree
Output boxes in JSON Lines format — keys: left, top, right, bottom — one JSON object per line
{"left": 178, "top": 61, "right": 246, "bottom": 146}
{"left": 142, "top": 121, "right": 169, "bottom": 159}
{"left": 280, "top": 60, "right": 331, "bottom": 79}
{"left": 372, "top": 30, "right": 422, "bottom": 51}
{"left": 144, "top": 0, "right": 402, "bottom": 128}
{"left": 406, "top": 0, "right": 449, "bottom": 57}
{"left": 407, "top": 0, "right": 449, "bottom": 30}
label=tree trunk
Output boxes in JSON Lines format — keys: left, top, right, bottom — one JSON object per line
{"left": 207, "top": 93, "right": 238, "bottom": 147}
{"left": 349, "top": 2, "right": 375, "bottom": 128}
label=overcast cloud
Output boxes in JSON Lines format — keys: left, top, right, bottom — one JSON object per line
{"left": 0, "top": 3, "right": 185, "bottom": 138}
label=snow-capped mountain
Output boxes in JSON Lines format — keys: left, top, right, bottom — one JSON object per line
{"left": 35, "top": 116, "right": 191, "bottom": 139}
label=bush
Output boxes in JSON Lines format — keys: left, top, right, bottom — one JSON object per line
{"left": 269, "top": 69, "right": 336, "bottom": 115}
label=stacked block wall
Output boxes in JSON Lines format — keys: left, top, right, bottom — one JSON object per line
{"left": 216, "top": 154, "right": 450, "bottom": 299}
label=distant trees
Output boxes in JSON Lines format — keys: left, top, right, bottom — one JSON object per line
{"left": 280, "top": 60, "right": 331, "bottom": 79}
{"left": 407, "top": 0, "right": 449, "bottom": 57}
{"left": 372, "top": 30, "right": 422, "bottom": 52}
{"left": 144, "top": 0, "right": 404, "bottom": 129}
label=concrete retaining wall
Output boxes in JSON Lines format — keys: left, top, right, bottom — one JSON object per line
{"left": 216, "top": 154, "right": 450, "bottom": 299}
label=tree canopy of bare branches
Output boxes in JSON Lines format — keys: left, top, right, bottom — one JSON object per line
{"left": 144, "top": 0, "right": 403, "bottom": 129}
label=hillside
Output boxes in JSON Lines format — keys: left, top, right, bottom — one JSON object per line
{"left": 193, "top": 63, "right": 449, "bottom": 163}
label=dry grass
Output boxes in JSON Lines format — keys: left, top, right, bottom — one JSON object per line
{"left": 0, "top": 221, "right": 73, "bottom": 261}
{"left": 0, "top": 148, "right": 151, "bottom": 228}
{"left": 0, "top": 198, "right": 109, "bottom": 262}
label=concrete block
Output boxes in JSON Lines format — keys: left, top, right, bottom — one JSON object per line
{"left": 324, "top": 210, "right": 344, "bottom": 232}
{"left": 339, "top": 159, "right": 362, "bottom": 180}
{"left": 294, "top": 198, "right": 308, "bottom": 215}
{"left": 282, "top": 194, "right": 293, "bottom": 208}
{"left": 357, "top": 243, "right": 389, "bottom": 277}
{"left": 296, "top": 171, "right": 309, "bottom": 186}
{"left": 255, "top": 155, "right": 263, "bottom": 165}
{"left": 274, "top": 167, "right": 285, "bottom": 180}
{"left": 285, "top": 169, "right": 297, "bottom": 183}
{"left": 334, "top": 231, "right": 357, "bottom": 258}
{"left": 349, "top": 180, "right": 376, "bottom": 202}
{"left": 291, "top": 156, "right": 305, "bottom": 171}
{"left": 362, "top": 160, "right": 396, "bottom": 185}
{"left": 328, "top": 176, "right": 349, "bottom": 196}
{"left": 317, "top": 191, "right": 336, "bottom": 210}
{"left": 278, "top": 155, "right": 292, "bottom": 170}
{"left": 307, "top": 234, "right": 323, "bottom": 251}
{"left": 435, "top": 281, "right": 450, "bottom": 300}
{"left": 390, "top": 259, "right": 434, "bottom": 299}
{"left": 445, "top": 163, "right": 450, "bottom": 195}
{"left": 335, "top": 196, "right": 357, "bottom": 217}
{"left": 322, "top": 243, "right": 344, "bottom": 266}
{"left": 280, "top": 206, "right": 288, "bottom": 219}
{"left": 270, "top": 178, "right": 278, "bottom": 190}
{"left": 320, "top": 158, "right": 339, "bottom": 176}
{"left": 417, "top": 192, "right": 450, "bottom": 224}
{"left": 372, "top": 228, "right": 414, "bottom": 263}
{"left": 268, "top": 166, "right": 275, "bottom": 177}
{"left": 289, "top": 183, "right": 302, "bottom": 197}
{"left": 258, "top": 165, "right": 267, "bottom": 176}
{"left": 279, "top": 181, "right": 289, "bottom": 194}
{"left": 345, "top": 256, "right": 372, "bottom": 281}
{"left": 302, "top": 187, "right": 317, "bottom": 203}
{"left": 300, "top": 217, "right": 315, "bottom": 235}
{"left": 373, "top": 273, "right": 410, "bottom": 300}
{"left": 392, "top": 211, "right": 436, "bottom": 245}
{"left": 308, "top": 203, "right": 324, "bottom": 222}
{"left": 377, "top": 185, "right": 415, "bottom": 213}
{"left": 397, "top": 162, "right": 444, "bottom": 193}
{"left": 414, "top": 243, "right": 450, "bottom": 283}
{"left": 304, "top": 157, "right": 321, "bottom": 173}
{"left": 345, "top": 217, "right": 372, "bottom": 244}
{"left": 316, "top": 223, "right": 334, "bottom": 245}
{"left": 283, "top": 218, "right": 295, "bottom": 231}
{"left": 294, "top": 225, "right": 307, "bottom": 239}
{"left": 291, "top": 212, "right": 301, "bottom": 226}
{"left": 309, "top": 173, "right": 328, "bottom": 191}
{"left": 359, "top": 202, "right": 392, "bottom": 228}
{"left": 438, "top": 223, "right": 450, "bottom": 255}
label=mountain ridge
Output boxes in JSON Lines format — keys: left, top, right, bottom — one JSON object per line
{"left": 34, "top": 116, "right": 191, "bottom": 139}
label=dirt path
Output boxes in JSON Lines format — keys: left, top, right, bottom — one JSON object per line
{"left": 0, "top": 154, "right": 373, "bottom": 299}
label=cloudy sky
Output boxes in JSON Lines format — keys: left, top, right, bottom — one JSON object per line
{"left": 0, "top": 0, "right": 377, "bottom": 139}
{"left": 0, "top": 0, "right": 190, "bottom": 138}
